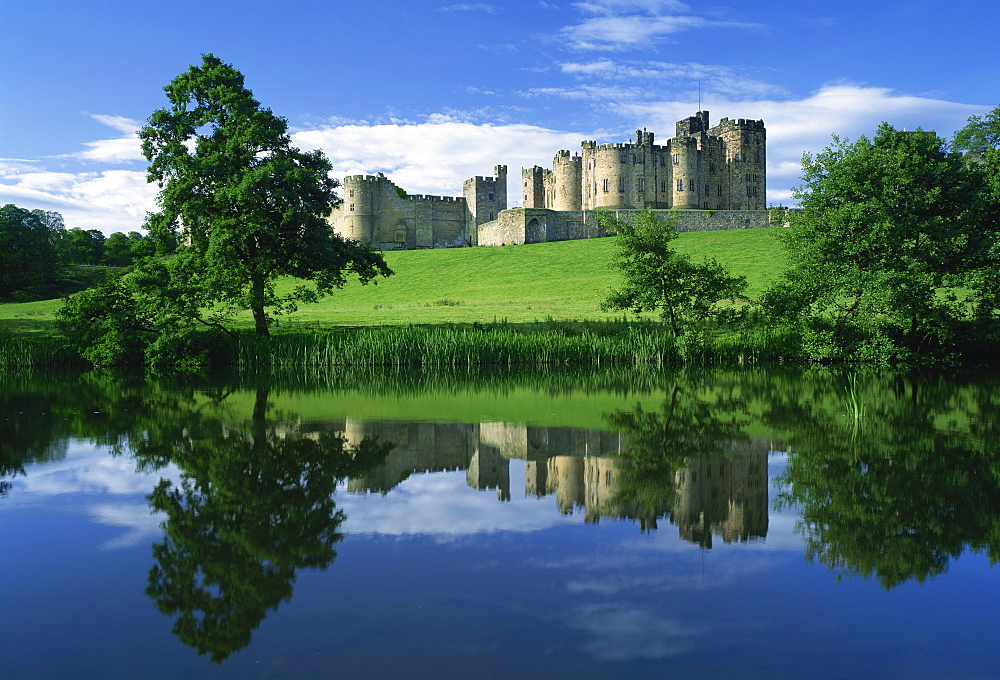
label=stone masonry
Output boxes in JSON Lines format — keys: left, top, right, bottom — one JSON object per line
{"left": 328, "top": 111, "right": 767, "bottom": 249}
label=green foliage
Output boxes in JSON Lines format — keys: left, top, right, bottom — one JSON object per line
{"left": 52, "top": 227, "right": 106, "bottom": 265}
{"left": 763, "top": 123, "right": 998, "bottom": 364}
{"left": 598, "top": 209, "right": 748, "bottom": 340}
{"left": 102, "top": 231, "right": 156, "bottom": 266}
{"left": 57, "top": 260, "right": 227, "bottom": 369}
{"left": 139, "top": 389, "right": 392, "bottom": 661}
{"left": 951, "top": 106, "right": 1000, "bottom": 156}
{"left": 0, "top": 204, "right": 60, "bottom": 297}
{"left": 139, "top": 54, "right": 391, "bottom": 338}
{"left": 772, "top": 371, "right": 1000, "bottom": 588}
{"left": 603, "top": 377, "right": 754, "bottom": 539}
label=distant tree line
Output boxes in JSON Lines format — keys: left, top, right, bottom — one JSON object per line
{"left": 0, "top": 204, "right": 173, "bottom": 298}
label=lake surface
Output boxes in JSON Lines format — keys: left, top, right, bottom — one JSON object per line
{"left": 1, "top": 367, "right": 998, "bottom": 679}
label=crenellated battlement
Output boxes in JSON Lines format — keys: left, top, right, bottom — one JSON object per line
{"left": 407, "top": 194, "right": 462, "bottom": 203}
{"left": 343, "top": 174, "right": 388, "bottom": 184}
{"left": 594, "top": 142, "right": 634, "bottom": 151}
{"left": 713, "top": 117, "right": 766, "bottom": 132}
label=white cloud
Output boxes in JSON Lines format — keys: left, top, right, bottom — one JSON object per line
{"left": 561, "top": 3, "right": 763, "bottom": 50}
{"left": 56, "top": 114, "right": 146, "bottom": 164}
{"left": 0, "top": 160, "right": 157, "bottom": 234}
{"left": 90, "top": 502, "right": 167, "bottom": 549}
{"left": 574, "top": 0, "right": 692, "bottom": 14}
{"left": 551, "top": 59, "right": 788, "bottom": 100}
{"left": 439, "top": 2, "right": 497, "bottom": 11}
{"left": 613, "top": 84, "right": 987, "bottom": 204}
{"left": 340, "top": 467, "right": 578, "bottom": 538}
{"left": 87, "top": 113, "right": 144, "bottom": 136}
{"left": 570, "top": 604, "right": 707, "bottom": 661}
{"left": 293, "top": 118, "right": 585, "bottom": 206}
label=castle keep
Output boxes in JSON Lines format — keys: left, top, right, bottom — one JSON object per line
{"left": 523, "top": 111, "right": 765, "bottom": 212}
{"left": 328, "top": 111, "right": 767, "bottom": 249}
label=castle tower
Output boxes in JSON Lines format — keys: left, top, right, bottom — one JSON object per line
{"left": 710, "top": 117, "right": 766, "bottom": 210}
{"left": 582, "top": 141, "right": 634, "bottom": 210}
{"left": 551, "top": 150, "right": 583, "bottom": 211}
{"left": 338, "top": 175, "right": 379, "bottom": 243}
{"left": 463, "top": 165, "right": 508, "bottom": 245}
{"left": 522, "top": 165, "right": 547, "bottom": 208}
{"left": 669, "top": 136, "right": 700, "bottom": 210}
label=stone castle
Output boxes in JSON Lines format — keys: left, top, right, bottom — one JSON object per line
{"left": 328, "top": 110, "right": 767, "bottom": 249}
{"left": 343, "top": 419, "right": 770, "bottom": 544}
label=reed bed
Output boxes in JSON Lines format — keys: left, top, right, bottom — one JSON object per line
{"left": 238, "top": 324, "right": 682, "bottom": 370}
{"left": 235, "top": 320, "right": 798, "bottom": 372}
{"left": 0, "top": 333, "right": 80, "bottom": 371}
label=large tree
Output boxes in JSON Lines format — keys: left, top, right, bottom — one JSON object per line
{"left": 139, "top": 54, "right": 391, "bottom": 336}
{"left": 0, "top": 204, "right": 60, "bottom": 297}
{"left": 598, "top": 209, "right": 747, "bottom": 340}
{"left": 763, "top": 123, "right": 997, "bottom": 363}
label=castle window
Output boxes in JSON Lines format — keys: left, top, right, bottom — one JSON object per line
{"left": 349, "top": 204, "right": 355, "bottom": 212}
{"left": 672, "top": 154, "right": 680, "bottom": 165}
{"left": 488, "top": 192, "right": 494, "bottom": 201}
{"left": 660, "top": 157, "right": 665, "bottom": 166}
{"left": 349, "top": 190, "right": 355, "bottom": 197}
{"left": 709, "top": 163, "right": 715, "bottom": 174}
{"left": 489, "top": 212, "right": 495, "bottom": 220}
{"left": 705, "top": 184, "right": 710, "bottom": 196}
{"left": 718, "top": 185, "right": 722, "bottom": 196}
{"left": 676, "top": 179, "right": 683, "bottom": 192}
{"left": 618, "top": 178, "right": 625, "bottom": 193}
{"left": 637, "top": 178, "right": 644, "bottom": 193}
{"left": 620, "top": 152, "right": 627, "bottom": 163}
{"left": 734, "top": 153, "right": 742, "bottom": 162}
{"left": 603, "top": 179, "right": 609, "bottom": 193}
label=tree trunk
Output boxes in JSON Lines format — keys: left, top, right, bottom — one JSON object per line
{"left": 251, "top": 274, "right": 269, "bottom": 337}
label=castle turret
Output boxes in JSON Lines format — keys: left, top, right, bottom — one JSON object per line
{"left": 551, "top": 150, "right": 583, "bottom": 211}
{"left": 337, "top": 175, "right": 379, "bottom": 243}
{"left": 670, "top": 136, "right": 700, "bottom": 209}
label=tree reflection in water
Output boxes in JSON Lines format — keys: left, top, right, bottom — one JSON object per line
{"left": 133, "top": 389, "right": 392, "bottom": 662}
{"left": 772, "top": 372, "right": 1000, "bottom": 589}
{"left": 603, "top": 376, "right": 761, "bottom": 545}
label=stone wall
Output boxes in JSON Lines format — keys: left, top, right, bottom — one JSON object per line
{"left": 478, "top": 208, "right": 609, "bottom": 246}
{"left": 478, "top": 208, "right": 773, "bottom": 245}
{"left": 330, "top": 173, "right": 468, "bottom": 250}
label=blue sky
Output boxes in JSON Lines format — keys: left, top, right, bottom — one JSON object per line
{"left": 2, "top": 0, "right": 998, "bottom": 234}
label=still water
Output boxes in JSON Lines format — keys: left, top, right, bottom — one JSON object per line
{"left": 1, "top": 368, "right": 998, "bottom": 679}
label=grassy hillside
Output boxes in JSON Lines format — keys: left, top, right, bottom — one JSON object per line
{"left": 0, "top": 228, "right": 787, "bottom": 333}
{"left": 272, "top": 227, "right": 786, "bottom": 330}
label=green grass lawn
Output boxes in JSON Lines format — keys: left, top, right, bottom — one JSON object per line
{"left": 273, "top": 227, "right": 787, "bottom": 330}
{"left": 0, "top": 228, "right": 787, "bottom": 334}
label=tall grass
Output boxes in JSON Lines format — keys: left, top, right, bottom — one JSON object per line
{"left": 236, "top": 320, "right": 799, "bottom": 371}
{"left": 239, "top": 323, "right": 679, "bottom": 369}
{"left": 0, "top": 332, "right": 80, "bottom": 372}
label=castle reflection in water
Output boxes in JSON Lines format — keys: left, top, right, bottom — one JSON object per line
{"left": 340, "top": 421, "right": 770, "bottom": 548}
